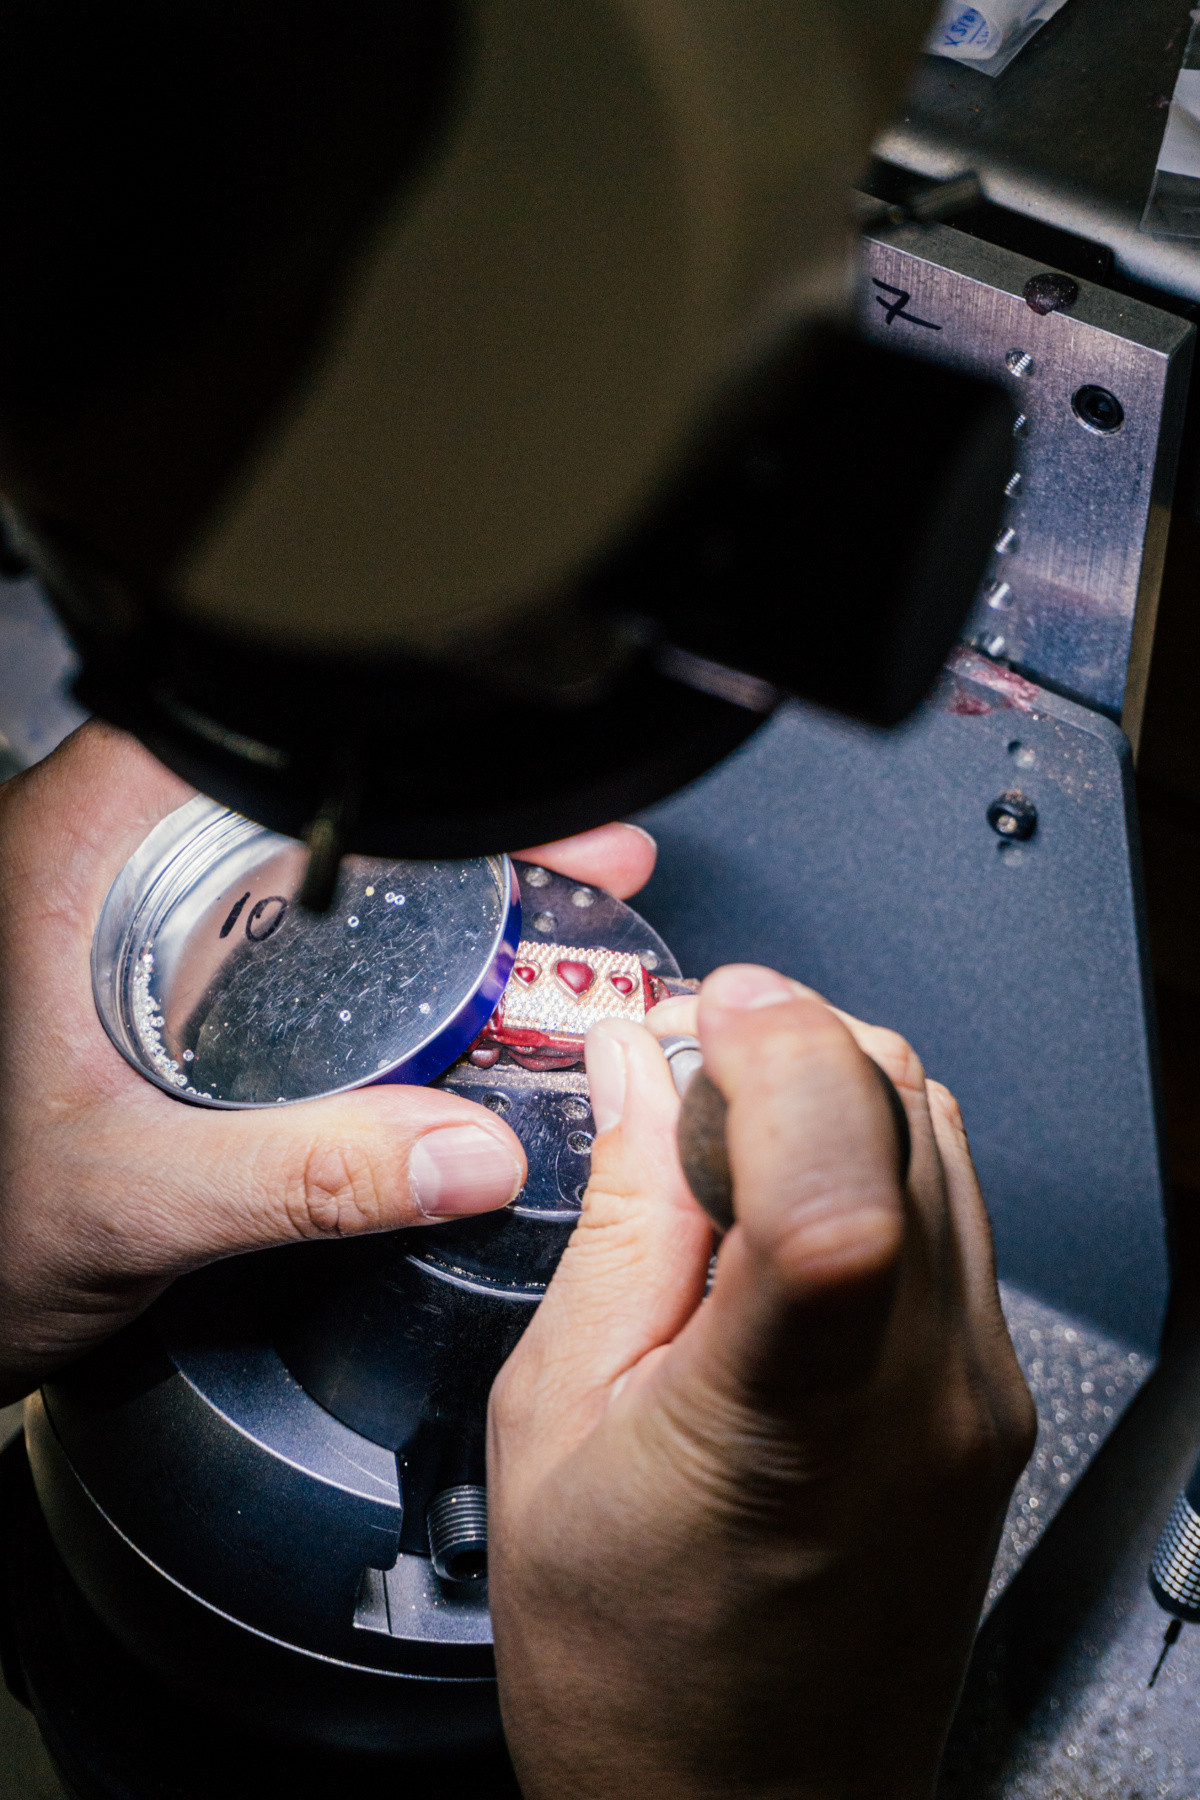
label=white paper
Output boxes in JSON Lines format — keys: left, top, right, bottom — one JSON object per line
{"left": 926, "top": 0, "right": 1070, "bottom": 76}
{"left": 1155, "top": 69, "right": 1200, "bottom": 180}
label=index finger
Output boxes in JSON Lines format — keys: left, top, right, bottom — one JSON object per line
{"left": 516, "top": 822, "right": 656, "bottom": 898}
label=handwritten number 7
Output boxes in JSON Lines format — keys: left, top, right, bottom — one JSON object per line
{"left": 872, "top": 279, "right": 942, "bottom": 331}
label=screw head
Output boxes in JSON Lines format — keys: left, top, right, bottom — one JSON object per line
{"left": 987, "top": 791, "right": 1038, "bottom": 841}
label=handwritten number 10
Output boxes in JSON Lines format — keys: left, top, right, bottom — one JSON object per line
{"left": 219, "top": 892, "right": 289, "bottom": 943}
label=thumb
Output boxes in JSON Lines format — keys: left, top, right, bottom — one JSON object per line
{"left": 51, "top": 1078, "right": 529, "bottom": 1283}
{"left": 490, "top": 1019, "right": 711, "bottom": 1465}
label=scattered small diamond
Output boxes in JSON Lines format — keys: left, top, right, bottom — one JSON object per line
{"left": 347, "top": 915, "right": 359, "bottom": 928}
{"left": 339, "top": 1010, "right": 351, "bottom": 1022}
{"left": 419, "top": 1002, "right": 431, "bottom": 1014}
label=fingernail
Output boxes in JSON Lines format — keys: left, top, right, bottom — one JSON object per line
{"left": 703, "top": 964, "right": 796, "bottom": 1011}
{"left": 586, "top": 1022, "right": 628, "bottom": 1133}
{"left": 622, "top": 823, "right": 657, "bottom": 850}
{"left": 410, "top": 1126, "right": 524, "bottom": 1219}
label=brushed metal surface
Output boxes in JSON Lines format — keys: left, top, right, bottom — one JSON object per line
{"left": 860, "top": 220, "right": 1194, "bottom": 736}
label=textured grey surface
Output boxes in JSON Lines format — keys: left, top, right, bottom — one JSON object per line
{"left": 939, "top": 1309, "right": 1200, "bottom": 1800}
{"left": 992, "top": 1286, "right": 1152, "bottom": 1607}
{"left": 638, "top": 651, "right": 1168, "bottom": 1353}
{"left": 987, "top": 1604, "right": 1200, "bottom": 1800}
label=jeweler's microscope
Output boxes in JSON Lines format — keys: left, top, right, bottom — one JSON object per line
{"left": 0, "top": 2, "right": 1105, "bottom": 1795}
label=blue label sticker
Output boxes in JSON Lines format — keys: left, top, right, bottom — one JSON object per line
{"left": 937, "top": 7, "right": 993, "bottom": 47}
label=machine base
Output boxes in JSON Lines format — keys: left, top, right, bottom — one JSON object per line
{"left": 0, "top": 1437, "right": 521, "bottom": 1800}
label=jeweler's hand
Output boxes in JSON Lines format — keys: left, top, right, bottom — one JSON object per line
{"left": 488, "top": 965, "right": 1036, "bottom": 1800}
{"left": 0, "top": 721, "right": 657, "bottom": 1402}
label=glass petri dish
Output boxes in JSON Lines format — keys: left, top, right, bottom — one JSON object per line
{"left": 92, "top": 798, "right": 519, "bottom": 1107}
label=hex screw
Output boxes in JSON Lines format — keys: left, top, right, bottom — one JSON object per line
{"left": 987, "top": 791, "right": 1038, "bottom": 841}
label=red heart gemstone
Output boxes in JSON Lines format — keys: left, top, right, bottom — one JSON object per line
{"left": 555, "top": 959, "right": 595, "bottom": 995}
{"left": 513, "top": 964, "right": 538, "bottom": 985}
{"left": 609, "top": 973, "right": 635, "bottom": 995}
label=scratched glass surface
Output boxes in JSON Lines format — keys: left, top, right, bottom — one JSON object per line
{"left": 97, "top": 803, "right": 509, "bottom": 1106}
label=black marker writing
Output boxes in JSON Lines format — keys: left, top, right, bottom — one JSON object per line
{"left": 219, "top": 892, "right": 251, "bottom": 939}
{"left": 245, "top": 896, "right": 288, "bottom": 943}
{"left": 872, "top": 279, "right": 942, "bottom": 331}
